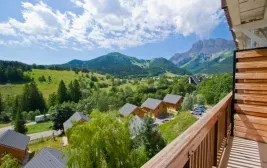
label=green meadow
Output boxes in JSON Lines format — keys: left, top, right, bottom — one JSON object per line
{"left": 0, "top": 69, "right": 84, "bottom": 100}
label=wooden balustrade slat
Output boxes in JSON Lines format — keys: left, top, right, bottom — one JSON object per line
{"left": 236, "top": 61, "right": 267, "bottom": 69}
{"left": 236, "top": 50, "right": 267, "bottom": 58}
{"left": 235, "top": 120, "right": 267, "bottom": 132}
{"left": 236, "top": 73, "right": 267, "bottom": 79}
{"left": 234, "top": 114, "right": 267, "bottom": 125}
{"left": 235, "top": 83, "right": 267, "bottom": 91}
{"left": 235, "top": 104, "right": 267, "bottom": 114}
{"left": 235, "top": 93, "right": 267, "bottom": 102}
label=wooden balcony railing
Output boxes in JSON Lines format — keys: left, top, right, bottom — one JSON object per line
{"left": 142, "top": 92, "right": 233, "bottom": 168}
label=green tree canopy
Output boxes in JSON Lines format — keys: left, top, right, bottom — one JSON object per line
{"left": 0, "top": 94, "right": 3, "bottom": 112}
{"left": 70, "top": 79, "right": 81, "bottom": 103}
{"left": 14, "top": 110, "right": 27, "bottom": 134}
{"left": 48, "top": 93, "right": 58, "bottom": 108}
{"left": 0, "top": 154, "right": 21, "bottom": 168}
{"left": 21, "top": 83, "right": 46, "bottom": 112}
{"left": 133, "top": 115, "right": 166, "bottom": 158}
{"left": 197, "top": 74, "right": 232, "bottom": 104}
{"left": 65, "top": 110, "right": 148, "bottom": 168}
{"left": 57, "top": 80, "right": 69, "bottom": 104}
{"left": 182, "top": 93, "right": 195, "bottom": 111}
{"left": 51, "top": 103, "right": 75, "bottom": 131}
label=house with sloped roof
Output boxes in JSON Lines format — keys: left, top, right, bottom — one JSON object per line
{"left": 63, "top": 112, "right": 90, "bottom": 132}
{"left": 24, "top": 147, "right": 66, "bottom": 168}
{"left": 188, "top": 76, "right": 202, "bottom": 85}
{"left": 163, "top": 94, "right": 183, "bottom": 112}
{"left": 141, "top": 98, "right": 167, "bottom": 118}
{"left": 119, "top": 103, "right": 145, "bottom": 118}
{"left": 0, "top": 130, "right": 30, "bottom": 162}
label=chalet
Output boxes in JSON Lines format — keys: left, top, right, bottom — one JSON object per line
{"left": 24, "top": 147, "right": 66, "bottom": 168}
{"left": 0, "top": 130, "right": 30, "bottom": 162}
{"left": 141, "top": 98, "right": 167, "bottom": 118}
{"left": 63, "top": 112, "right": 90, "bottom": 132}
{"left": 188, "top": 76, "right": 202, "bottom": 85}
{"left": 119, "top": 103, "right": 145, "bottom": 117}
{"left": 163, "top": 94, "right": 183, "bottom": 111}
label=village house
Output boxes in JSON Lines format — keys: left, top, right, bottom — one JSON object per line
{"left": 188, "top": 76, "right": 203, "bottom": 85}
{"left": 63, "top": 112, "right": 90, "bottom": 132}
{"left": 24, "top": 147, "right": 66, "bottom": 168}
{"left": 141, "top": 98, "right": 167, "bottom": 118}
{"left": 0, "top": 130, "right": 30, "bottom": 162}
{"left": 119, "top": 103, "right": 145, "bottom": 118}
{"left": 163, "top": 94, "right": 183, "bottom": 112}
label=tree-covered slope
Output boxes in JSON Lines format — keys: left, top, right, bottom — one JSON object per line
{"left": 62, "top": 52, "right": 189, "bottom": 77}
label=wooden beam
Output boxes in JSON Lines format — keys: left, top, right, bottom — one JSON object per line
{"left": 259, "top": 28, "right": 267, "bottom": 38}
{"left": 264, "top": 3, "right": 267, "bottom": 20}
{"left": 236, "top": 28, "right": 267, "bottom": 47}
{"left": 233, "top": 19, "right": 267, "bottom": 31}
{"left": 226, "top": 0, "right": 241, "bottom": 25}
{"left": 235, "top": 73, "right": 267, "bottom": 79}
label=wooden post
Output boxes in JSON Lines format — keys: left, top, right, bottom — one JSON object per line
{"left": 213, "top": 121, "right": 218, "bottom": 167}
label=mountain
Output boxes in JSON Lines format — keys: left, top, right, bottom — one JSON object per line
{"left": 62, "top": 52, "right": 190, "bottom": 77}
{"left": 170, "top": 38, "right": 235, "bottom": 74}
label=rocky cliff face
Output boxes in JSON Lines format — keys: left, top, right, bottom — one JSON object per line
{"left": 170, "top": 38, "right": 235, "bottom": 66}
{"left": 170, "top": 38, "right": 235, "bottom": 74}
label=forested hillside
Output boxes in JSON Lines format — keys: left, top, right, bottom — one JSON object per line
{"left": 62, "top": 52, "right": 189, "bottom": 77}
{"left": 0, "top": 61, "right": 32, "bottom": 83}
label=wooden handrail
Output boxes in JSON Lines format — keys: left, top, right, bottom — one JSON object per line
{"left": 142, "top": 92, "right": 232, "bottom": 168}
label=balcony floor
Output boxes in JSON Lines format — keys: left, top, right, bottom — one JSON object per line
{"left": 221, "top": 137, "right": 267, "bottom": 168}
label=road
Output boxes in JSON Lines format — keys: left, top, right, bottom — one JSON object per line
{"left": 0, "top": 122, "right": 36, "bottom": 132}
{"left": 0, "top": 122, "right": 61, "bottom": 141}
{"left": 28, "top": 130, "right": 62, "bottom": 141}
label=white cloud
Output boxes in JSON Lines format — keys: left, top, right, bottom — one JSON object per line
{"left": 0, "top": 0, "right": 224, "bottom": 50}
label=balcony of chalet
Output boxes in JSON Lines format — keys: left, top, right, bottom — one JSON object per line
{"left": 142, "top": 0, "right": 267, "bottom": 165}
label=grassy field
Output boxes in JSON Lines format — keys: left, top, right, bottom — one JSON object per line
{"left": 0, "top": 69, "right": 85, "bottom": 100}
{"left": 158, "top": 111, "right": 198, "bottom": 143}
{"left": 0, "top": 123, "right": 11, "bottom": 128}
{"left": 26, "top": 121, "right": 52, "bottom": 134}
{"left": 0, "top": 69, "right": 145, "bottom": 100}
{"left": 29, "top": 137, "right": 63, "bottom": 154}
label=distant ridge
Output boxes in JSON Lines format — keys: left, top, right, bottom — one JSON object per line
{"left": 61, "top": 52, "right": 190, "bottom": 77}
{"left": 170, "top": 38, "right": 235, "bottom": 74}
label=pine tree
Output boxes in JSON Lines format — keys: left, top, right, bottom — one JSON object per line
{"left": 12, "top": 96, "right": 20, "bottom": 120}
{"left": 57, "top": 80, "right": 69, "bottom": 104}
{"left": 14, "top": 103, "right": 27, "bottom": 134}
{"left": 72, "top": 80, "right": 81, "bottom": 103}
{"left": 21, "top": 83, "right": 46, "bottom": 112}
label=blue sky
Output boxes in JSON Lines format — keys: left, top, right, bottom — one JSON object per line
{"left": 0, "top": 0, "right": 233, "bottom": 65}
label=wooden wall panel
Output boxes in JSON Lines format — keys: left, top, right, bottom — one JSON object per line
{"left": 234, "top": 48, "right": 267, "bottom": 143}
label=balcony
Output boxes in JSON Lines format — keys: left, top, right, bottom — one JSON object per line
{"left": 142, "top": 92, "right": 267, "bottom": 168}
